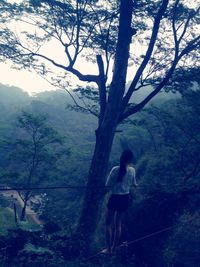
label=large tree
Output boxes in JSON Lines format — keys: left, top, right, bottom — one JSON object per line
{"left": 0, "top": 0, "right": 199, "bottom": 247}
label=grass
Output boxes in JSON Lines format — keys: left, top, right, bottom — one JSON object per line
{"left": 0, "top": 207, "right": 16, "bottom": 236}
{"left": 0, "top": 206, "right": 42, "bottom": 235}
{"left": 16, "top": 221, "right": 42, "bottom": 232}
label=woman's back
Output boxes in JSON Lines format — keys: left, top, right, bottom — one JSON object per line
{"left": 106, "top": 165, "right": 136, "bottom": 194}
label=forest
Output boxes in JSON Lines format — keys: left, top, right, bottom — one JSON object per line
{"left": 0, "top": 74, "right": 199, "bottom": 267}
{"left": 0, "top": 0, "right": 200, "bottom": 266}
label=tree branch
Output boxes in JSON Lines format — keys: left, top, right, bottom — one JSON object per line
{"left": 172, "top": 0, "right": 180, "bottom": 55}
{"left": 119, "top": 1, "right": 200, "bottom": 123}
{"left": 108, "top": 0, "right": 133, "bottom": 102}
{"left": 178, "top": 6, "right": 200, "bottom": 45}
{"left": 31, "top": 52, "right": 99, "bottom": 83}
{"left": 96, "top": 55, "right": 107, "bottom": 124}
{"left": 36, "top": 72, "right": 99, "bottom": 117}
{"left": 179, "top": 35, "right": 200, "bottom": 59}
{"left": 64, "top": 88, "right": 98, "bottom": 117}
{"left": 119, "top": 58, "right": 178, "bottom": 122}
{"left": 121, "top": 0, "right": 169, "bottom": 111}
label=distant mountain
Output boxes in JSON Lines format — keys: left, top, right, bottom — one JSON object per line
{"left": 0, "top": 83, "right": 29, "bottom": 104}
{"left": 0, "top": 83, "right": 180, "bottom": 167}
{"left": 128, "top": 84, "right": 180, "bottom": 104}
{"left": 0, "top": 84, "right": 97, "bottom": 176}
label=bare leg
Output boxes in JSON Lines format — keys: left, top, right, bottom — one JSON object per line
{"left": 104, "top": 208, "right": 115, "bottom": 253}
{"left": 111, "top": 211, "right": 124, "bottom": 252}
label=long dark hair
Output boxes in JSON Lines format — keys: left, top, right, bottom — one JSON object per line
{"left": 117, "top": 149, "right": 134, "bottom": 182}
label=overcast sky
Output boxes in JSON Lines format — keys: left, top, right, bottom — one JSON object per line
{"left": 0, "top": 59, "right": 98, "bottom": 95}
{"left": 0, "top": 0, "right": 147, "bottom": 96}
{"left": 1, "top": 0, "right": 198, "bottom": 95}
{"left": 0, "top": 63, "right": 53, "bottom": 95}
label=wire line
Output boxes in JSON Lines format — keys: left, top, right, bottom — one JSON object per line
{"left": 0, "top": 185, "right": 107, "bottom": 191}
{"left": 82, "top": 225, "right": 174, "bottom": 262}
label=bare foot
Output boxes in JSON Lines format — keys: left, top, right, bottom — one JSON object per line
{"left": 101, "top": 248, "right": 111, "bottom": 254}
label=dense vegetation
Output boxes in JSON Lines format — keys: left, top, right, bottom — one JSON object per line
{"left": 0, "top": 0, "right": 199, "bottom": 249}
{"left": 0, "top": 79, "right": 199, "bottom": 266}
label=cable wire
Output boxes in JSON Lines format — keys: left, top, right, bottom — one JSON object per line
{"left": 82, "top": 225, "right": 174, "bottom": 262}
{"left": 0, "top": 185, "right": 107, "bottom": 191}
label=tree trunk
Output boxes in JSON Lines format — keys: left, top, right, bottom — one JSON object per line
{"left": 76, "top": 112, "right": 118, "bottom": 250}
{"left": 20, "top": 191, "right": 29, "bottom": 221}
{"left": 20, "top": 202, "right": 27, "bottom": 221}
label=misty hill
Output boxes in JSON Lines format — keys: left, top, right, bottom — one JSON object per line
{"left": 0, "top": 83, "right": 29, "bottom": 104}
{"left": 0, "top": 83, "right": 199, "bottom": 267}
{"left": 0, "top": 84, "right": 98, "bottom": 179}
{"left": 127, "top": 82, "right": 180, "bottom": 104}
{"left": 0, "top": 83, "right": 180, "bottom": 168}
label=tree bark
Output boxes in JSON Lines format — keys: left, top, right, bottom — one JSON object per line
{"left": 76, "top": 112, "right": 118, "bottom": 248}
{"left": 20, "top": 191, "right": 30, "bottom": 221}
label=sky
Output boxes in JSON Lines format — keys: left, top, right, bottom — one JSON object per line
{"left": 1, "top": 0, "right": 198, "bottom": 96}
{"left": 0, "top": 0, "right": 100, "bottom": 95}
{"left": 0, "top": 0, "right": 146, "bottom": 96}
{"left": 0, "top": 63, "right": 55, "bottom": 95}
{"left": 0, "top": 60, "right": 98, "bottom": 95}
{"left": 0, "top": 33, "right": 98, "bottom": 95}
{"left": 0, "top": 34, "right": 100, "bottom": 95}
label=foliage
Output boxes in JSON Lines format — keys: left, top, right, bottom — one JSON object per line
{"left": 165, "top": 67, "right": 200, "bottom": 94}
{"left": 122, "top": 85, "right": 200, "bottom": 266}
{"left": 16, "top": 243, "right": 55, "bottom": 267}
{"left": 0, "top": 207, "right": 16, "bottom": 236}
{"left": 0, "top": 86, "right": 96, "bottom": 227}
{"left": 0, "top": 110, "right": 70, "bottom": 221}
{"left": 0, "top": 0, "right": 199, "bottom": 248}
{"left": 164, "top": 212, "right": 200, "bottom": 267}
{"left": 4, "top": 111, "right": 68, "bottom": 183}
{"left": 0, "top": 66, "right": 200, "bottom": 266}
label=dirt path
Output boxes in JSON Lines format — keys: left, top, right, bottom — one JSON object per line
{"left": 1, "top": 190, "right": 43, "bottom": 225}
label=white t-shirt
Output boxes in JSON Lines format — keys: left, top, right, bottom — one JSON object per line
{"left": 105, "top": 165, "right": 137, "bottom": 195}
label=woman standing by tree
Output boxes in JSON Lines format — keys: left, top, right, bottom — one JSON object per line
{"left": 103, "top": 149, "right": 137, "bottom": 254}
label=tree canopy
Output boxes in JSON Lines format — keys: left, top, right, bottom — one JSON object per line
{"left": 0, "top": 0, "right": 199, "bottom": 121}
{"left": 0, "top": 0, "right": 199, "bottom": 251}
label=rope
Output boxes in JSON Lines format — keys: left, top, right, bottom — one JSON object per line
{"left": 0, "top": 184, "right": 143, "bottom": 191}
{"left": 82, "top": 251, "right": 103, "bottom": 262}
{"left": 82, "top": 225, "right": 174, "bottom": 262}
{"left": 0, "top": 185, "right": 107, "bottom": 191}
{"left": 119, "top": 225, "right": 174, "bottom": 247}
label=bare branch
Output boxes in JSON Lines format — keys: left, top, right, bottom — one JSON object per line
{"left": 105, "top": 20, "right": 113, "bottom": 79}
{"left": 18, "top": 191, "right": 25, "bottom": 203}
{"left": 36, "top": 72, "right": 98, "bottom": 117}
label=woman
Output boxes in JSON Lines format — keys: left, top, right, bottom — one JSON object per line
{"left": 102, "top": 149, "right": 137, "bottom": 254}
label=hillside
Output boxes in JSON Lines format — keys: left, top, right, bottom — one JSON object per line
{"left": 0, "top": 83, "right": 199, "bottom": 267}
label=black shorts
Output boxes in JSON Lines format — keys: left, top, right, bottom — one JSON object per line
{"left": 107, "top": 194, "right": 130, "bottom": 212}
